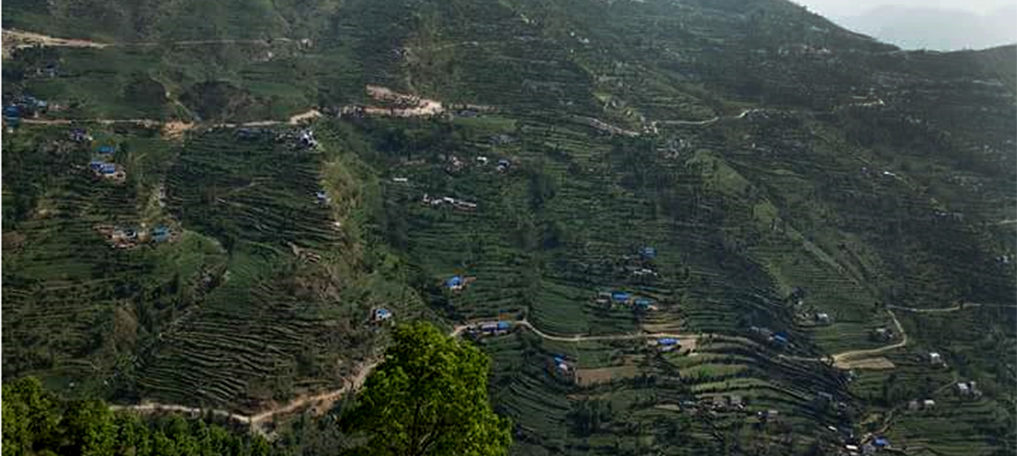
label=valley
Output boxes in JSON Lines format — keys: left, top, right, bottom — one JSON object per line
{"left": 2, "top": 0, "right": 1015, "bottom": 455}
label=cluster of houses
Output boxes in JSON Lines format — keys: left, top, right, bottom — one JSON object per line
{"left": 441, "top": 153, "right": 511, "bottom": 174}
{"left": 421, "top": 194, "right": 478, "bottom": 211}
{"left": 90, "top": 145, "right": 126, "bottom": 182}
{"left": 619, "top": 246, "right": 659, "bottom": 279}
{"left": 467, "top": 321, "right": 513, "bottom": 338}
{"left": 3, "top": 94, "right": 49, "bottom": 128}
{"left": 99, "top": 225, "right": 173, "bottom": 249}
{"left": 710, "top": 395, "right": 746, "bottom": 412}
{"left": 955, "top": 381, "right": 982, "bottom": 399}
{"left": 844, "top": 437, "right": 892, "bottom": 455}
{"left": 593, "top": 290, "right": 657, "bottom": 312}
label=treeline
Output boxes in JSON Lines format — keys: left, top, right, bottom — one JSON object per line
{"left": 2, "top": 377, "right": 276, "bottom": 456}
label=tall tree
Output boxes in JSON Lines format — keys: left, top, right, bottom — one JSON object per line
{"left": 345, "top": 322, "right": 512, "bottom": 456}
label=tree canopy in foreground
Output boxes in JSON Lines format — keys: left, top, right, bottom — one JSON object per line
{"left": 2, "top": 377, "right": 274, "bottom": 456}
{"left": 344, "top": 322, "right": 512, "bottom": 456}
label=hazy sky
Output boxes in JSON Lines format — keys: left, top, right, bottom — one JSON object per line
{"left": 794, "top": 0, "right": 1017, "bottom": 49}
{"left": 795, "top": 0, "right": 1017, "bottom": 17}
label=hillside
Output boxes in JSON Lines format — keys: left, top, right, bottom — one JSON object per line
{"left": 3, "top": 0, "right": 1015, "bottom": 455}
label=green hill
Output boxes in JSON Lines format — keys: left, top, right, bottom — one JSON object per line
{"left": 3, "top": 0, "right": 1015, "bottom": 454}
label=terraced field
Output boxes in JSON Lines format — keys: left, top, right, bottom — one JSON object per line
{"left": 3, "top": 0, "right": 1015, "bottom": 454}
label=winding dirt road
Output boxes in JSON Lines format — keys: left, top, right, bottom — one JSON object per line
{"left": 831, "top": 310, "right": 906, "bottom": 368}
{"left": 113, "top": 314, "right": 899, "bottom": 434}
{"left": 113, "top": 320, "right": 706, "bottom": 434}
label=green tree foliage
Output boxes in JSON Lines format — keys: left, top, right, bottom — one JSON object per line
{"left": 344, "top": 322, "right": 512, "bottom": 456}
{"left": 1, "top": 377, "right": 275, "bottom": 456}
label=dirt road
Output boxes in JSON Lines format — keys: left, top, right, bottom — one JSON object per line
{"left": 112, "top": 312, "right": 916, "bottom": 435}
{"left": 832, "top": 310, "right": 906, "bottom": 367}
{"left": 2, "top": 29, "right": 303, "bottom": 59}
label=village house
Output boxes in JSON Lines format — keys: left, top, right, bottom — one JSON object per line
{"left": 815, "top": 312, "right": 831, "bottom": 325}
{"left": 476, "top": 321, "right": 512, "bottom": 336}
{"left": 549, "top": 356, "right": 575, "bottom": 383}
{"left": 633, "top": 297, "right": 655, "bottom": 311}
{"left": 446, "top": 275, "right": 466, "bottom": 292}
{"left": 392, "top": 177, "right": 409, "bottom": 183}
{"left": 630, "top": 267, "right": 657, "bottom": 277}
{"left": 299, "top": 129, "right": 318, "bottom": 148}
{"left": 316, "top": 191, "right": 331, "bottom": 205}
{"left": 712, "top": 395, "right": 728, "bottom": 411}
{"left": 151, "top": 226, "right": 171, "bottom": 243}
{"left": 872, "top": 437, "right": 891, "bottom": 451}
{"left": 758, "top": 409, "right": 780, "bottom": 423}
{"left": 769, "top": 332, "right": 790, "bottom": 348}
{"left": 640, "top": 246, "right": 657, "bottom": 260}
{"left": 928, "top": 352, "right": 945, "bottom": 367}
{"left": 956, "top": 381, "right": 981, "bottom": 398}
{"left": 611, "top": 291, "right": 632, "bottom": 305}
{"left": 372, "top": 308, "right": 393, "bottom": 323}
{"left": 871, "top": 327, "right": 895, "bottom": 342}
{"left": 69, "top": 128, "right": 90, "bottom": 143}
{"left": 497, "top": 159, "right": 511, "bottom": 172}
{"left": 653, "top": 337, "right": 680, "bottom": 352}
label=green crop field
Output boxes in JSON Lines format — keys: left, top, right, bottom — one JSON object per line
{"left": 3, "top": 0, "right": 1015, "bottom": 454}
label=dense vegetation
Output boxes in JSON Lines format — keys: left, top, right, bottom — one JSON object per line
{"left": 342, "top": 322, "right": 512, "bottom": 456}
{"left": 3, "top": 0, "right": 1015, "bottom": 454}
{"left": 2, "top": 377, "right": 276, "bottom": 456}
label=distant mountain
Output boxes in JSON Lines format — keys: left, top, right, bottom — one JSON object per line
{"left": 832, "top": 5, "right": 1017, "bottom": 51}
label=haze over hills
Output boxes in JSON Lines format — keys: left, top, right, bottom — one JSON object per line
{"left": 2, "top": 0, "right": 1015, "bottom": 454}
{"left": 830, "top": 4, "right": 1017, "bottom": 51}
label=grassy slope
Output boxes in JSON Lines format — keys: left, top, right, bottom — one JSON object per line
{"left": 3, "top": 0, "right": 1015, "bottom": 454}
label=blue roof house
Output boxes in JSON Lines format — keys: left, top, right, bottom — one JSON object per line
{"left": 3, "top": 105, "right": 21, "bottom": 118}
{"left": 634, "top": 297, "right": 653, "bottom": 309}
{"left": 90, "top": 161, "right": 105, "bottom": 171}
{"left": 100, "top": 164, "right": 117, "bottom": 175}
{"left": 658, "top": 338, "right": 679, "bottom": 346}
{"left": 374, "top": 308, "right": 393, "bottom": 321}
{"left": 873, "top": 438, "right": 890, "bottom": 448}
{"left": 97, "top": 145, "right": 115, "bottom": 154}
{"left": 481, "top": 323, "right": 499, "bottom": 332}
{"left": 446, "top": 275, "right": 464, "bottom": 289}
{"left": 152, "top": 227, "right": 170, "bottom": 242}
{"left": 497, "top": 321, "right": 512, "bottom": 331}
{"left": 612, "top": 291, "right": 631, "bottom": 303}
{"left": 641, "top": 246, "right": 657, "bottom": 259}
{"left": 772, "top": 332, "right": 789, "bottom": 346}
